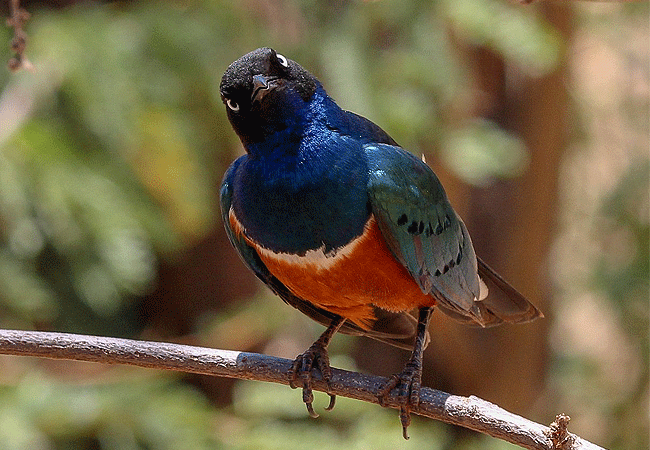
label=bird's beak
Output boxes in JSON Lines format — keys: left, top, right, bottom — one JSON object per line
{"left": 251, "top": 74, "right": 276, "bottom": 103}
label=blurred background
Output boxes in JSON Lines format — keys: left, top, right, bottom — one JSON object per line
{"left": 0, "top": 0, "right": 647, "bottom": 449}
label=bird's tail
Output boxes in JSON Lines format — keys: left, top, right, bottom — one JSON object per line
{"left": 436, "top": 257, "right": 543, "bottom": 327}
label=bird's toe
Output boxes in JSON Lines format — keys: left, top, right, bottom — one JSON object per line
{"left": 377, "top": 361, "right": 423, "bottom": 440}
{"left": 288, "top": 340, "right": 336, "bottom": 418}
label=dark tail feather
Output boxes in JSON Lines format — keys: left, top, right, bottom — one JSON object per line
{"left": 475, "top": 257, "right": 543, "bottom": 325}
{"left": 353, "top": 258, "right": 541, "bottom": 341}
{"left": 436, "top": 257, "right": 543, "bottom": 327}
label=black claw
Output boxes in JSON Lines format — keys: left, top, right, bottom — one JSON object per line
{"left": 324, "top": 394, "right": 336, "bottom": 411}
{"left": 306, "top": 402, "right": 319, "bottom": 419}
{"left": 400, "top": 407, "right": 412, "bottom": 440}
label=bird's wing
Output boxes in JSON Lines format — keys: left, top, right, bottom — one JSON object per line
{"left": 365, "top": 143, "right": 542, "bottom": 326}
{"left": 220, "top": 157, "right": 420, "bottom": 350}
{"left": 342, "top": 110, "right": 399, "bottom": 146}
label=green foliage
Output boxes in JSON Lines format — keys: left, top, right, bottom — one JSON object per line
{"left": 230, "top": 377, "right": 452, "bottom": 450}
{"left": 443, "top": 0, "right": 562, "bottom": 75}
{"left": 0, "top": 1, "right": 238, "bottom": 332}
{"left": 596, "top": 162, "right": 649, "bottom": 325}
{"left": 0, "top": 373, "right": 218, "bottom": 450}
{"left": 304, "top": 0, "right": 561, "bottom": 162}
{"left": 442, "top": 119, "right": 529, "bottom": 185}
{"left": 594, "top": 162, "right": 649, "bottom": 450}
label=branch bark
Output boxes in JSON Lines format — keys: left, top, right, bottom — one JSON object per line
{"left": 0, "top": 329, "right": 605, "bottom": 450}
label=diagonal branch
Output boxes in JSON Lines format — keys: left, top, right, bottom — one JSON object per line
{"left": 0, "top": 329, "right": 605, "bottom": 450}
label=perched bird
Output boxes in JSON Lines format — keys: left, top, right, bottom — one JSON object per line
{"left": 219, "top": 47, "right": 542, "bottom": 438}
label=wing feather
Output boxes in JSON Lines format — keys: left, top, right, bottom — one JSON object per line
{"left": 366, "top": 144, "right": 482, "bottom": 320}
{"left": 365, "top": 143, "right": 541, "bottom": 326}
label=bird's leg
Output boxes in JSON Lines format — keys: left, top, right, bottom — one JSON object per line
{"left": 288, "top": 316, "right": 345, "bottom": 418}
{"left": 377, "top": 306, "right": 433, "bottom": 440}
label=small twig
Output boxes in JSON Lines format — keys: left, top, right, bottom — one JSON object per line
{"left": 548, "top": 414, "right": 575, "bottom": 449}
{"left": 0, "top": 329, "right": 606, "bottom": 450}
{"left": 6, "top": 0, "right": 32, "bottom": 71}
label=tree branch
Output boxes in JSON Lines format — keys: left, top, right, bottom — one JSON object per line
{"left": 5, "top": 0, "right": 32, "bottom": 71}
{"left": 0, "top": 329, "right": 605, "bottom": 450}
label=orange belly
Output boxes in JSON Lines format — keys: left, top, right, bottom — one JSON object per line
{"left": 230, "top": 210, "right": 434, "bottom": 329}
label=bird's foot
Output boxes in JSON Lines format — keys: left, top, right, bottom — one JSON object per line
{"left": 377, "top": 360, "right": 423, "bottom": 440}
{"left": 288, "top": 340, "right": 336, "bottom": 418}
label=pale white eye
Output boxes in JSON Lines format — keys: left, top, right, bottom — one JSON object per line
{"left": 226, "top": 98, "right": 239, "bottom": 112}
{"left": 276, "top": 53, "right": 289, "bottom": 68}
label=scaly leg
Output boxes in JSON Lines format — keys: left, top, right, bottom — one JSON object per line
{"left": 288, "top": 316, "right": 345, "bottom": 418}
{"left": 378, "top": 306, "right": 433, "bottom": 439}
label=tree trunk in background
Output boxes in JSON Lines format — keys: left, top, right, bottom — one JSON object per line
{"left": 357, "top": 4, "right": 572, "bottom": 418}
{"left": 434, "top": 4, "right": 572, "bottom": 413}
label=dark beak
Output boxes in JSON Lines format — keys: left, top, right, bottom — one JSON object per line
{"left": 251, "top": 74, "right": 276, "bottom": 103}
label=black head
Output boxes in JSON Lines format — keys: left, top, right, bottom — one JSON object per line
{"left": 220, "top": 48, "right": 320, "bottom": 145}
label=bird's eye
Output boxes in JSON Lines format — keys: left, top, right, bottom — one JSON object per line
{"left": 276, "top": 53, "right": 289, "bottom": 68}
{"left": 226, "top": 99, "right": 240, "bottom": 112}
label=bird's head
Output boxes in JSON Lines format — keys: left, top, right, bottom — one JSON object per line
{"left": 220, "top": 48, "right": 320, "bottom": 146}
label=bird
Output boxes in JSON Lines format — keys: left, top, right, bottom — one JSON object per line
{"left": 219, "top": 47, "right": 542, "bottom": 439}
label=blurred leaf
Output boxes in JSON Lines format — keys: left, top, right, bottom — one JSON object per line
{"left": 444, "top": 0, "right": 563, "bottom": 75}
{"left": 442, "top": 119, "right": 530, "bottom": 185}
{"left": 1, "top": 372, "right": 219, "bottom": 450}
{"left": 230, "top": 373, "right": 451, "bottom": 450}
{"left": 0, "top": 250, "right": 58, "bottom": 323}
